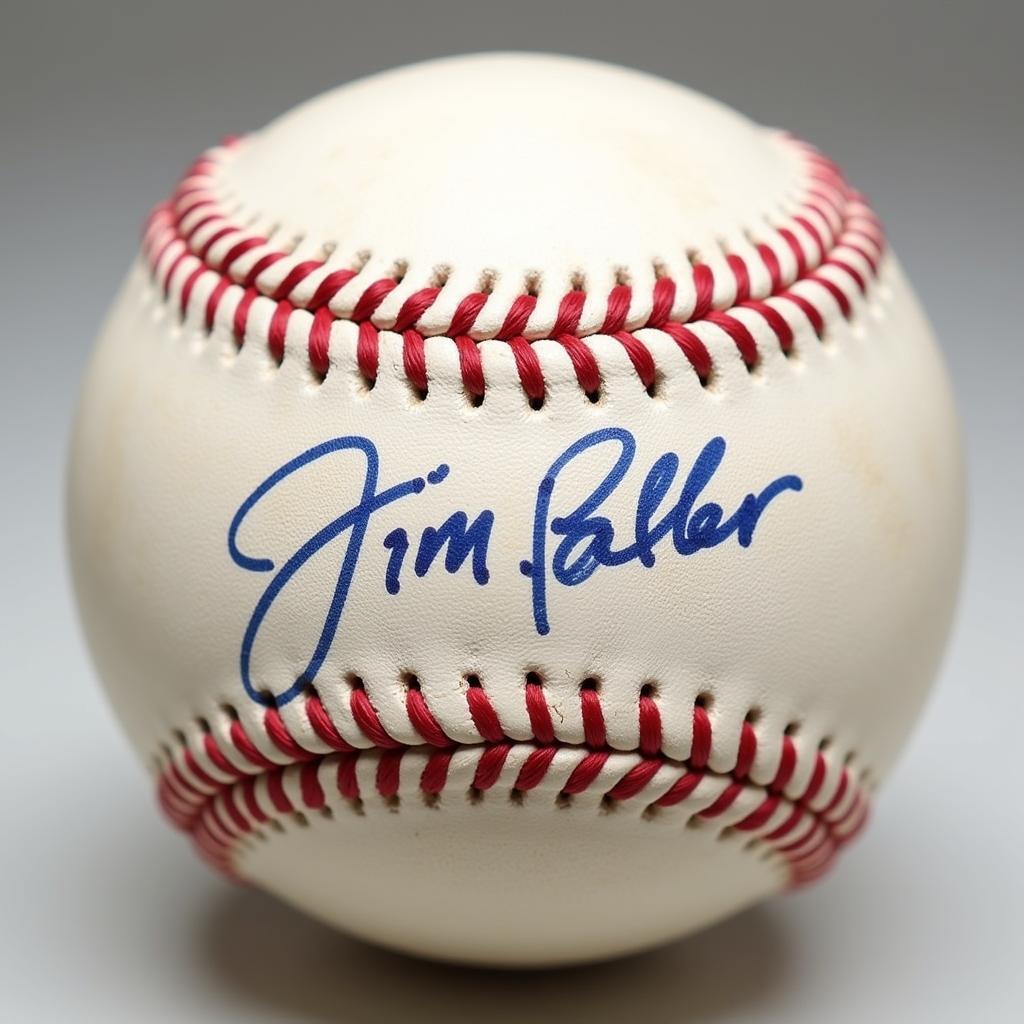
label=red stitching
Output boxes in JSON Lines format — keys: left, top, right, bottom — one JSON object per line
{"left": 144, "top": 136, "right": 885, "bottom": 398}
{"left": 157, "top": 680, "right": 869, "bottom": 890}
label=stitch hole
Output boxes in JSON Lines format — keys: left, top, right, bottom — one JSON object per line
{"left": 318, "top": 240, "right": 337, "bottom": 261}
{"left": 477, "top": 270, "right": 496, "bottom": 295}
{"left": 421, "top": 791, "right": 440, "bottom": 809}
{"left": 525, "top": 670, "right": 545, "bottom": 688}
{"left": 695, "top": 692, "right": 713, "bottom": 710}
{"left": 220, "top": 703, "right": 239, "bottom": 722}
{"left": 641, "top": 804, "right": 661, "bottom": 821}
{"left": 718, "top": 825, "right": 736, "bottom": 842}
{"left": 528, "top": 395, "right": 545, "bottom": 412}
{"left": 196, "top": 716, "right": 211, "bottom": 734}
{"left": 267, "top": 818, "right": 284, "bottom": 834}
{"left": 580, "top": 677, "right": 600, "bottom": 693}
{"left": 509, "top": 789, "right": 525, "bottom": 806}
{"left": 744, "top": 707, "right": 762, "bottom": 725}
{"left": 464, "top": 673, "right": 482, "bottom": 689}
{"left": 345, "top": 673, "right": 365, "bottom": 691}
{"left": 172, "top": 728, "right": 188, "bottom": 748}
{"left": 467, "top": 786, "right": 484, "bottom": 805}
{"left": 555, "top": 792, "right": 573, "bottom": 809}
{"left": 843, "top": 749, "right": 857, "bottom": 766}
{"left": 429, "top": 264, "right": 450, "bottom": 289}
{"left": 818, "top": 736, "right": 833, "bottom": 752}
{"left": 401, "top": 672, "right": 420, "bottom": 692}
{"left": 616, "top": 266, "right": 633, "bottom": 287}
{"left": 586, "top": 388, "right": 602, "bottom": 404}
{"left": 292, "top": 811, "right": 309, "bottom": 829}
{"left": 600, "top": 794, "right": 618, "bottom": 813}
{"left": 523, "top": 272, "right": 541, "bottom": 299}
{"left": 640, "top": 682, "right": 658, "bottom": 700}
{"left": 318, "top": 805, "right": 334, "bottom": 820}
{"left": 784, "top": 721, "right": 801, "bottom": 737}
{"left": 382, "top": 795, "right": 400, "bottom": 811}
{"left": 391, "top": 259, "right": 408, "bottom": 286}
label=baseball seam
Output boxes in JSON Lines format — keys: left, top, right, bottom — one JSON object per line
{"left": 142, "top": 135, "right": 884, "bottom": 402}
{"left": 157, "top": 681, "right": 870, "bottom": 887}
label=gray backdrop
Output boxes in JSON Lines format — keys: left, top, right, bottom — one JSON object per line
{"left": 2, "top": 2, "right": 1021, "bottom": 1021}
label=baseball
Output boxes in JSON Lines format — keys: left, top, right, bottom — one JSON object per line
{"left": 68, "top": 53, "right": 964, "bottom": 966}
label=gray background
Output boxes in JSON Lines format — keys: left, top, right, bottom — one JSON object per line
{"left": 2, "top": 1, "right": 1021, "bottom": 1020}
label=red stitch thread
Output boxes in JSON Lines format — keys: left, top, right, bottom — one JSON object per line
{"left": 300, "top": 761, "right": 325, "bottom": 809}
{"left": 405, "top": 684, "right": 451, "bottom": 748}
{"left": 699, "top": 781, "right": 744, "bottom": 818}
{"left": 305, "top": 694, "right": 353, "bottom": 751}
{"left": 516, "top": 747, "right": 558, "bottom": 791}
{"left": 525, "top": 680, "right": 555, "bottom": 744}
{"left": 466, "top": 681, "right": 505, "bottom": 743}
{"left": 580, "top": 683, "right": 606, "bottom": 748}
{"left": 507, "top": 336, "right": 545, "bottom": 402}
{"left": 161, "top": 680, "right": 867, "bottom": 887}
{"left": 564, "top": 752, "right": 609, "bottom": 794}
{"left": 421, "top": 751, "right": 452, "bottom": 794}
{"left": 376, "top": 751, "right": 402, "bottom": 799}
{"left": 229, "top": 719, "right": 276, "bottom": 769}
{"left": 337, "top": 754, "right": 360, "bottom": 801}
{"left": 607, "top": 759, "right": 662, "bottom": 801}
{"left": 402, "top": 330, "right": 428, "bottom": 395}
{"left": 556, "top": 334, "right": 602, "bottom": 394}
{"left": 638, "top": 691, "right": 662, "bottom": 756}
{"left": 691, "top": 704, "right": 712, "bottom": 769}
{"left": 265, "top": 707, "right": 316, "bottom": 761}
{"left": 473, "top": 743, "right": 511, "bottom": 791}
{"left": 145, "top": 136, "right": 884, "bottom": 398}
{"left": 349, "top": 686, "right": 401, "bottom": 750}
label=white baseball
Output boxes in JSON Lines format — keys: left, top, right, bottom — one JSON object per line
{"left": 69, "top": 53, "right": 964, "bottom": 966}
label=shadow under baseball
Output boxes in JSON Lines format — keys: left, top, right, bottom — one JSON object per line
{"left": 194, "top": 885, "right": 794, "bottom": 1023}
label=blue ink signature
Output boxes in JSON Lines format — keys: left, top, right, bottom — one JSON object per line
{"left": 229, "top": 430, "right": 801, "bottom": 706}
{"left": 228, "top": 437, "right": 492, "bottom": 706}
{"left": 518, "top": 428, "right": 803, "bottom": 635}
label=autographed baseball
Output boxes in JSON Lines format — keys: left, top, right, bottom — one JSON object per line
{"left": 69, "top": 54, "right": 964, "bottom": 966}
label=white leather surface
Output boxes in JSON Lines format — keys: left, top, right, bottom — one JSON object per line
{"left": 239, "top": 780, "right": 786, "bottom": 966}
{"left": 67, "top": 54, "right": 965, "bottom": 964}
{"left": 221, "top": 53, "right": 802, "bottom": 330}
{"left": 70, "top": 255, "right": 962, "bottom": 776}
